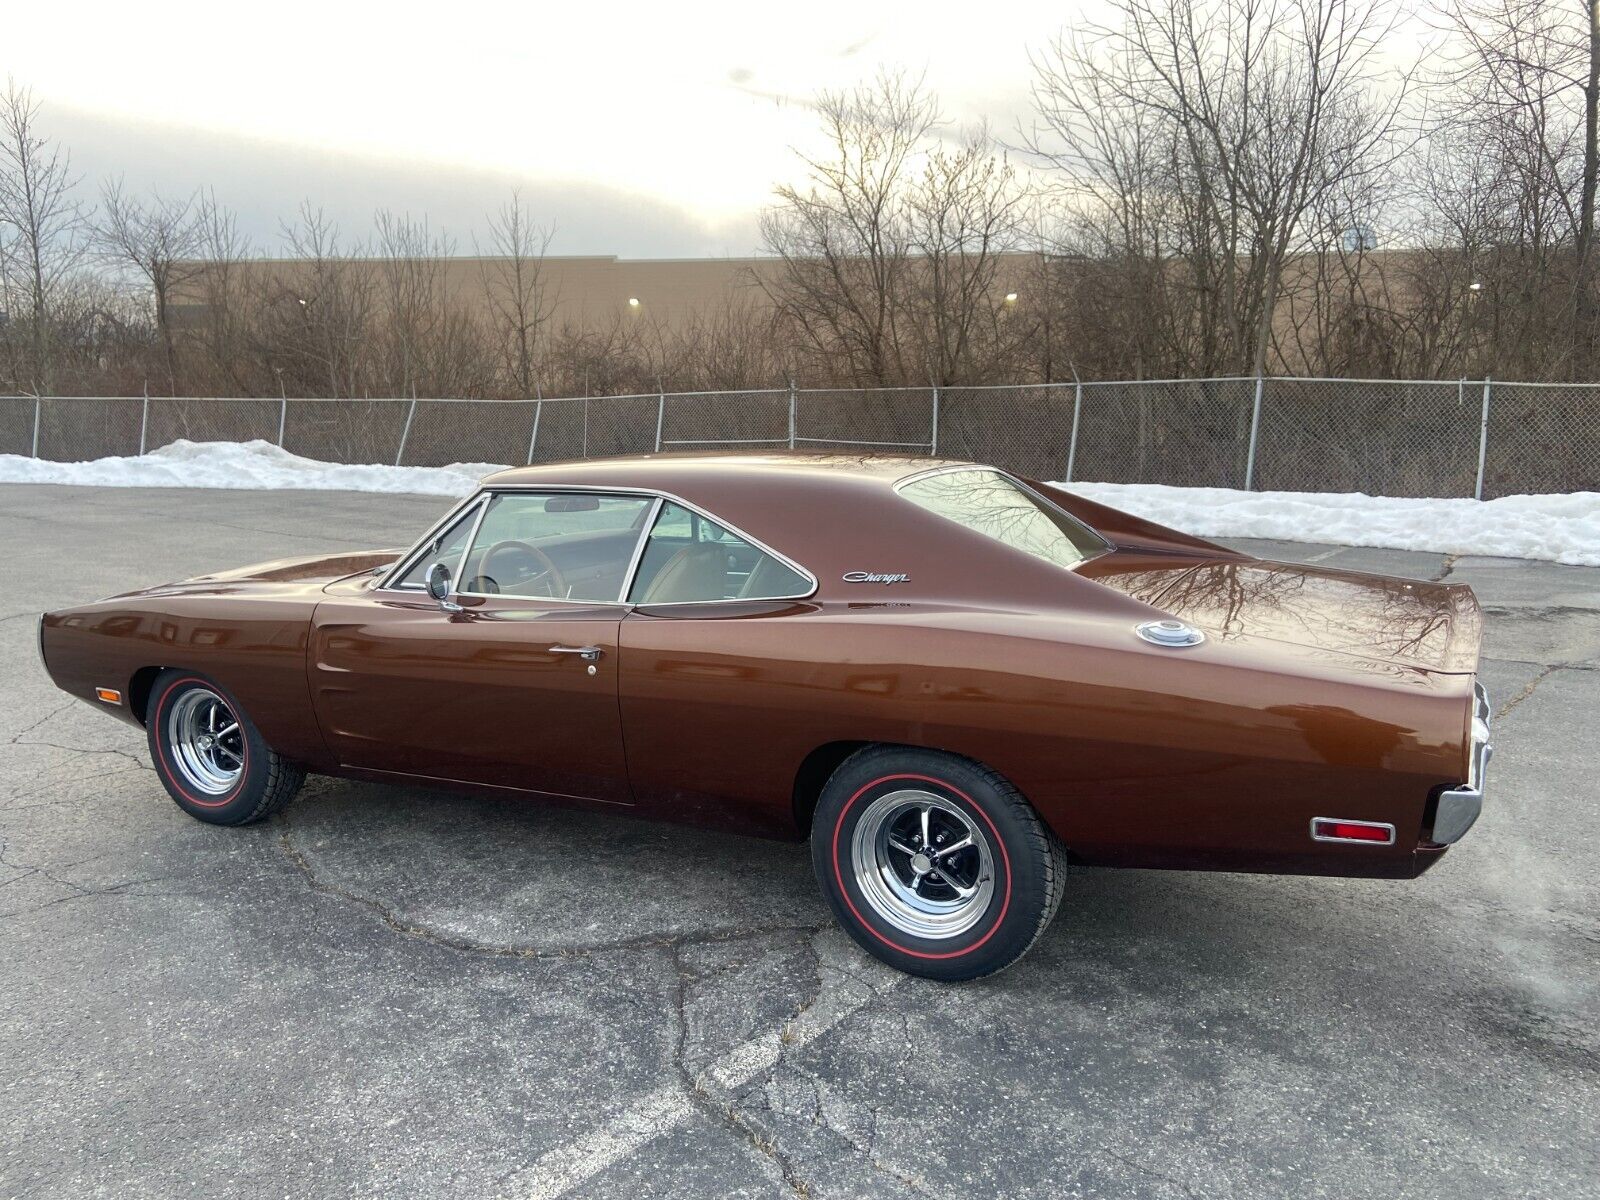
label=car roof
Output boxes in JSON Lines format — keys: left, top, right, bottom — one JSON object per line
{"left": 483, "top": 452, "right": 978, "bottom": 493}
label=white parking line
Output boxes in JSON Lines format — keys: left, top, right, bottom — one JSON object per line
{"left": 514, "top": 934, "right": 901, "bottom": 1199}
{"left": 523, "top": 1089, "right": 697, "bottom": 1200}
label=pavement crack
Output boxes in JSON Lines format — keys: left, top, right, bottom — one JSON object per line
{"left": 273, "top": 809, "right": 825, "bottom": 961}
{"left": 1498, "top": 664, "right": 1563, "bottom": 717}
{"left": 671, "top": 936, "right": 818, "bottom": 1198}
{"left": 6, "top": 701, "right": 74, "bottom": 743}
{"left": 1096, "top": 1147, "right": 1201, "bottom": 1199}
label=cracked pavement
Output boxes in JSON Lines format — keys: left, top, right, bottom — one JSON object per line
{"left": 2, "top": 484, "right": 1598, "bottom": 1199}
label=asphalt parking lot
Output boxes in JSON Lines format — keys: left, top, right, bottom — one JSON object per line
{"left": 2, "top": 483, "right": 1597, "bottom": 1199}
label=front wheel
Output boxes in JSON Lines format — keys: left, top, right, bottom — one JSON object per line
{"left": 811, "top": 747, "right": 1068, "bottom": 982}
{"left": 146, "top": 670, "right": 304, "bottom": 825}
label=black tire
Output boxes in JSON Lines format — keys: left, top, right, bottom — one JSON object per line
{"left": 810, "top": 746, "right": 1068, "bottom": 982}
{"left": 145, "top": 669, "right": 304, "bottom": 826}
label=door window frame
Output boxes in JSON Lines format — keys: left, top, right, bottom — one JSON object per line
{"left": 377, "top": 485, "right": 818, "bottom": 607}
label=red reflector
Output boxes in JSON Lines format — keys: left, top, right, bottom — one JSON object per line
{"left": 1312, "top": 818, "right": 1393, "bottom": 844}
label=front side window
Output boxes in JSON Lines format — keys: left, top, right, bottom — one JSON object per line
{"left": 628, "top": 502, "right": 811, "bottom": 603}
{"left": 458, "top": 492, "right": 654, "bottom": 601}
{"left": 392, "top": 500, "right": 484, "bottom": 590}
{"left": 898, "top": 469, "right": 1106, "bottom": 571}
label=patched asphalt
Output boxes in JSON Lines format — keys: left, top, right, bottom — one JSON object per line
{"left": 2, "top": 484, "right": 1596, "bottom": 1199}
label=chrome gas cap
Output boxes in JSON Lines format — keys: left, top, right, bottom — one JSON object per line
{"left": 1135, "top": 619, "right": 1206, "bottom": 648}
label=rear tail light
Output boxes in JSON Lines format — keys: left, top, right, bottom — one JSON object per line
{"left": 1310, "top": 818, "right": 1395, "bottom": 845}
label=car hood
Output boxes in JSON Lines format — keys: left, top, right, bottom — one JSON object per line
{"left": 109, "top": 550, "right": 402, "bottom": 600}
{"left": 1084, "top": 554, "right": 1482, "bottom": 674}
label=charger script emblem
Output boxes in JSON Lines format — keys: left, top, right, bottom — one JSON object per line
{"left": 843, "top": 571, "right": 910, "bottom": 585}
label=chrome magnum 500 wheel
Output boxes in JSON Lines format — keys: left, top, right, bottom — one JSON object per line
{"left": 812, "top": 746, "right": 1068, "bottom": 981}
{"left": 146, "top": 670, "right": 304, "bottom": 825}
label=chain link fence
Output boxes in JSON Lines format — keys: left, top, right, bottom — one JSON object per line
{"left": 4, "top": 378, "right": 1598, "bottom": 498}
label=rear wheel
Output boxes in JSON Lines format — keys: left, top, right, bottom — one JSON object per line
{"left": 145, "top": 670, "right": 303, "bottom": 825}
{"left": 811, "top": 746, "right": 1068, "bottom": 981}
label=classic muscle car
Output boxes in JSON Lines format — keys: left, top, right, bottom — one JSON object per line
{"left": 39, "top": 454, "right": 1492, "bottom": 980}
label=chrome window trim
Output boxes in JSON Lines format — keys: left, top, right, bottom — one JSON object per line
{"left": 616, "top": 496, "right": 666, "bottom": 602}
{"left": 378, "top": 493, "right": 489, "bottom": 592}
{"left": 377, "top": 483, "right": 818, "bottom": 608}
{"left": 622, "top": 492, "right": 818, "bottom": 607}
{"left": 891, "top": 463, "right": 1112, "bottom": 568}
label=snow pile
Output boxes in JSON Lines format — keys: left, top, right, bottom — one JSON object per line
{"left": 1065, "top": 480, "right": 1600, "bottom": 567}
{"left": 3, "top": 439, "right": 1598, "bottom": 565}
{"left": 0, "top": 439, "right": 502, "bottom": 498}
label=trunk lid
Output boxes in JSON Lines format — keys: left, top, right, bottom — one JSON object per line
{"left": 1086, "top": 554, "right": 1482, "bottom": 674}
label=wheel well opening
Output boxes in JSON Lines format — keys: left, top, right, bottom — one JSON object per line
{"left": 792, "top": 740, "right": 871, "bottom": 835}
{"left": 127, "top": 666, "right": 166, "bottom": 726}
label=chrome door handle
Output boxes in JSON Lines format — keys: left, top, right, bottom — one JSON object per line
{"left": 550, "top": 644, "right": 604, "bottom": 663}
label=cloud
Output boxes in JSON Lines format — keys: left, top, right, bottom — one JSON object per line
{"left": 45, "top": 104, "right": 763, "bottom": 259}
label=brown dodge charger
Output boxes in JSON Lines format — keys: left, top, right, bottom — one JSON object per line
{"left": 39, "top": 454, "right": 1491, "bottom": 980}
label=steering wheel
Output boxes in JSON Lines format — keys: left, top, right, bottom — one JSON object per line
{"left": 476, "top": 540, "right": 567, "bottom": 598}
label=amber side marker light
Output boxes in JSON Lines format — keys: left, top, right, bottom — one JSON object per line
{"left": 95, "top": 687, "right": 122, "bottom": 704}
{"left": 1310, "top": 817, "right": 1395, "bottom": 845}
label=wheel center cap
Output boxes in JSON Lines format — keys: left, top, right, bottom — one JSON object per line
{"left": 197, "top": 734, "right": 215, "bottom": 750}
{"left": 910, "top": 852, "right": 934, "bottom": 876}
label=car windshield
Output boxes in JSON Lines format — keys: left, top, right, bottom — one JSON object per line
{"left": 898, "top": 468, "right": 1106, "bottom": 571}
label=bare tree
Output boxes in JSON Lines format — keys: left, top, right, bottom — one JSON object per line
{"left": 0, "top": 78, "right": 86, "bottom": 392}
{"left": 1437, "top": 0, "right": 1599, "bottom": 374}
{"left": 187, "top": 190, "right": 256, "bottom": 393}
{"left": 477, "top": 191, "right": 554, "bottom": 398}
{"left": 1028, "top": 0, "right": 1413, "bottom": 376}
{"left": 268, "top": 204, "right": 374, "bottom": 398}
{"left": 96, "top": 179, "right": 202, "bottom": 392}
{"left": 759, "top": 73, "right": 936, "bottom": 386}
{"left": 372, "top": 209, "right": 490, "bottom": 399}
{"left": 907, "top": 127, "right": 1028, "bottom": 383}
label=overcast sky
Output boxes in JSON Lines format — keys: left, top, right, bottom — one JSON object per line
{"left": 2, "top": 0, "right": 1108, "bottom": 259}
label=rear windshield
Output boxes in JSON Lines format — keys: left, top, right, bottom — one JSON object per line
{"left": 898, "top": 468, "right": 1107, "bottom": 570}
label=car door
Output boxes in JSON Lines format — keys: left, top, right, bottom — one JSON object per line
{"left": 617, "top": 499, "right": 820, "bottom": 831}
{"left": 309, "top": 489, "right": 658, "bottom": 805}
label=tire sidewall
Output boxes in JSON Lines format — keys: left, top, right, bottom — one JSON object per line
{"left": 813, "top": 750, "right": 1053, "bottom": 981}
{"left": 146, "top": 671, "right": 271, "bottom": 825}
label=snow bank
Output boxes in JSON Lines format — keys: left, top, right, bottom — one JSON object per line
{"left": 0, "top": 439, "right": 500, "bottom": 498}
{"left": 1064, "top": 481, "right": 1600, "bottom": 567}
{"left": 3, "top": 439, "right": 1597, "bottom": 566}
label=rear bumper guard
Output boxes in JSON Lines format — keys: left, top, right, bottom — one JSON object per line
{"left": 1433, "top": 681, "right": 1492, "bottom": 844}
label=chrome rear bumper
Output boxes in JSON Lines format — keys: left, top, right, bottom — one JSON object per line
{"left": 1433, "top": 681, "right": 1491, "bottom": 844}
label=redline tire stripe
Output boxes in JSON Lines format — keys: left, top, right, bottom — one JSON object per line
{"left": 152, "top": 676, "right": 249, "bottom": 809}
{"left": 830, "top": 772, "right": 1013, "bottom": 961}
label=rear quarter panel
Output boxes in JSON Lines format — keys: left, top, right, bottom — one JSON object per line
{"left": 619, "top": 600, "right": 1471, "bottom": 876}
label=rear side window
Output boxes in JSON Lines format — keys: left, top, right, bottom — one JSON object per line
{"left": 628, "top": 502, "right": 811, "bottom": 603}
{"left": 898, "top": 469, "right": 1106, "bottom": 570}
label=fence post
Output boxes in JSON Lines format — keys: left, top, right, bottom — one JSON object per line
{"left": 138, "top": 383, "right": 150, "bottom": 456}
{"left": 277, "top": 397, "right": 288, "bottom": 447}
{"left": 582, "top": 398, "right": 589, "bottom": 459}
{"left": 1244, "top": 375, "right": 1265, "bottom": 491}
{"left": 395, "top": 395, "right": 417, "bottom": 467}
{"left": 654, "top": 388, "right": 665, "bottom": 453}
{"left": 930, "top": 384, "right": 940, "bottom": 455}
{"left": 787, "top": 378, "right": 797, "bottom": 449}
{"left": 1065, "top": 375, "right": 1083, "bottom": 483}
{"left": 525, "top": 399, "right": 543, "bottom": 465}
{"left": 31, "top": 396, "right": 41, "bottom": 459}
{"left": 1475, "top": 376, "right": 1492, "bottom": 501}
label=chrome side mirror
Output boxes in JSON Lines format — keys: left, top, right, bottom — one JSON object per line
{"left": 426, "top": 561, "right": 462, "bottom": 613}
